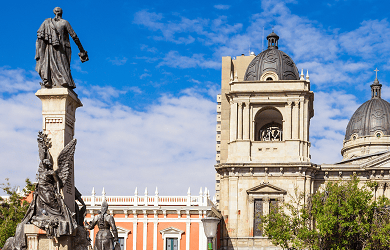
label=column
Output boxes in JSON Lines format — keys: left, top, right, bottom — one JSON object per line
{"left": 299, "top": 100, "right": 304, "bottom": 141}
{"left": 199, "top": 211, "right": 204, "bottom": 250}
{"left": 292, "top": 101, "right": 299, "bottom": 139}
{"left": 263, "top": 197, "right": 270, "bottom": 216}
{"left": 186, "top": 211, "right": 191, "bottom": 250}
{"left": 143, "top": 210, "right": 147, "bottom": 250}
{"left": 133, "top": 211, "right": 137, "bottom": 250}
{"left": 36, "top": 88, "right": 83, "bottom": 212}
{"left": 153, "top": 210, "right": 158, "bottom": 250}
{"left": 378, "top": 183, "right": 385, "bottom": 197}
{"left": 243, "top": 102, "right": 250, "bottom": 140}
{"left": 285, "top": 102, "right": 292, "bottom": 140}
{"left": 25, "top": 225, "right": 39, "bottom": 250}
{"left": 237, "top": 102, "right": 243, "bottom": 140}
{"left": 228, "top": 170, "right": 238, "bottom": 238}
{"left": 248, "top": 197, "right": 254, "bottom": 236}
{"left": 230, "top": 102, "right": 237, "bottom": 142}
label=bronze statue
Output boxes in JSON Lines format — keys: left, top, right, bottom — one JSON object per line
{"left": 85, "top": 200, "right": 120, "bottom": 250}
{"left": 3, "top": 132, "right": 79, "bottom": 250}
{"left": 35, "top": 7, "right": 88, "bottom": 89}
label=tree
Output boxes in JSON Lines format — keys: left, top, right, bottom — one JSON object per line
{"left": 0, "top": 178, "right": 35, "bottom": 248}
{"left": 263, "top": 176, "right": 390, "bottom": 250}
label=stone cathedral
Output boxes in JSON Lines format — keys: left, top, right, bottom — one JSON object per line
{"left": 214, "top": 32, "right": 390, "bottom": 249}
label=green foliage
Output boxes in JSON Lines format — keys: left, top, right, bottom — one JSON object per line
{"left": 0, "top": 178, "right": 35, "bottom": 248}
{"left": 263, "top": 176, "right": 390, "bottom": 250}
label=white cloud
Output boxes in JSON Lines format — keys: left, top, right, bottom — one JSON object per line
{"left": 71, "top": 60, "right": 88, "bottom": 74}
{"left": 0, "top": 67, "right": 39, "bottom": 93}
{"left": 0, "top": 68, "right": 217, "bottom": 197}
{"left": 158, "top": 51, "right": 220, "bottom": 69}
{"left": 310, "top": 91, "right": 360, "bottom": 164}
{"left": 214, "top": 4, "right": 230, "bottom": 10}
{"left": 107, "top": 57, "right": 128, "bottom": 66}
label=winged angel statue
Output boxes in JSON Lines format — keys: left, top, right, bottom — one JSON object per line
{"left": 3, "top": 132, "right": 86, "bottom": 250}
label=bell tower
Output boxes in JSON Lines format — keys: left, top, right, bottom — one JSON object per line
{"left": 215, "top": 32, "right": 316, "bottom": 249}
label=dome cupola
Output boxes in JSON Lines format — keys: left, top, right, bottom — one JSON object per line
{"left": 342, "top": 69, "right": 390, "bottom": 159}
{"left": 244, "top": 31, "right": 299, "bottom": 81}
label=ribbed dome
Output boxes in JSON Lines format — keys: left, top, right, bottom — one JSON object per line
{"left": 244, "top": 32, "right": 299, "bottom": 81}
{"left": 345, "top": 77, "right": 390, "bottom": 140}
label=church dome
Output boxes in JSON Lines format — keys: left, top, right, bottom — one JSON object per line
{"left": 345, "top": 77, "right": 390, "bottom": 140}
{"left": 244, "top": 32, "right": 299, "bottom": 81}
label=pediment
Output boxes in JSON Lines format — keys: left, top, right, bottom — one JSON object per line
{"left": 246, "top": 182, "right": 287, "bottom": 195}
{"left": 160, "top": 227, "right": 184, "bottom": 235}
{"left": 117, "top": 226, "right": 131, "bottom": 235}
{"left": 361, "top": 151, "right": 390, "bottom": 169}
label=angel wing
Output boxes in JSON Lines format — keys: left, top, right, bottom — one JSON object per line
{"left": 57, "top": 139, "right": 77, "bottom": 188}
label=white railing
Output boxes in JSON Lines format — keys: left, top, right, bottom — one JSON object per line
{"left": 82, "top": 187, "right": 213, "bottom": 207}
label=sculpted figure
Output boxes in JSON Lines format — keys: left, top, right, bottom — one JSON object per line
{"left": 3, "top": 132, "right": 78, "bottom": 250}
{"left": 35, "top": 7, "right": 88, "bottom": 89}
{"left": 85, "top": 200, "right": 120, "bottom": 250}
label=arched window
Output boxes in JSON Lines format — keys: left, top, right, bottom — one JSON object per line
{"left": 255, "top": 108, "right": 283, "bottom": 141}
{"left": 266, "top": 77, "right": 273, "bottom": 81}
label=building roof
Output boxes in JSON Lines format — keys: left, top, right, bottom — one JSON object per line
{"left": 244, "top": 32, "right": 299, "bottom": 81}
{"left": 345, "top": 77, "right": 390, "bottom": 140}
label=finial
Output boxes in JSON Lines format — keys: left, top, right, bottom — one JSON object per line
{"left": 134, "top": 187, "right": 138, "bottom": 195}
{"left": 102, "top": 187, "right": 106, "bottom": 196}
{"left": 306, "top": 70, "right": 310, "bottom": 82}
{"left": 155, "top": 187, "right": 159, "bottom": 195}
{"left": 230, "top": 71, "right": 233, "bottom": 81}
{"left": 300, "top": 69, "right": 304, "bottom": 80}
{"left": 199, "top": 187, "right": 203, "bottom": 195}
{"left": 272, "top": 26, "right": 274, "bottom": 33}
{"left": 92, "top": 187, "right": 96, "bottom": 195}
{"left": 145, "top": 187, "right": 148, "bottom": 196}
{"left": 187, "top": 187, "right": 191, "bottom": 195}
{"left": 204, "top": 187, "right": 208, "bottom": 195}
{"left": 371, "top": 68, "right": 382, "bottom": 99}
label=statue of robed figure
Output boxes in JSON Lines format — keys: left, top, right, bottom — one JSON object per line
{"left": 35, "top": 7, "right": 88, "bottom": 89}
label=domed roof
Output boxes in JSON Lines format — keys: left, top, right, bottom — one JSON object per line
{"left": 345, "top": 76, "right": 390, "bottom": 140}
{"left": 244, "top": 32, "right": 299, "bottom": 81}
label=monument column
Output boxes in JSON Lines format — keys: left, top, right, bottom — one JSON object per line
{"left": 36, "top": 88, "right": 83, "bottom": 212}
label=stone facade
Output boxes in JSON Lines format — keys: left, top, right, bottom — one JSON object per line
{"left": 215, "top": 34, "right": 390, "bottom": 250}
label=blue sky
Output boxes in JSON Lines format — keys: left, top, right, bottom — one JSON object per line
{"left": 1, "top": 0, "right": 390, "bottom": 197}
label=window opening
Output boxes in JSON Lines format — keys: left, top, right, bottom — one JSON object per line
{"left": 166, "top": 238, "right": 178, "bottom": 250}
{"left": 266, "top": 77, "right": 273, "bottom": 81}
{"left": 254, "top": 199, "right": 263, "bottom": 236}
{"left": 259, "top": 122, "right": 282, "bottom": 141}
{"left": 118, "top": 237, "right": 125, "bottom": 250}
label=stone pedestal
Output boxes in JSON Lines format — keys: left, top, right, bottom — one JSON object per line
{"left": 35, "top": 88, "right": 83, "bottom": 212}
{"left": 25, "top": 224, "right": 74, "bottom": 250}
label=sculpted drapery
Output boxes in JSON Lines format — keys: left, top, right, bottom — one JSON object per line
{"left": 35, "top": 7, "right": 88, "bottom": 89}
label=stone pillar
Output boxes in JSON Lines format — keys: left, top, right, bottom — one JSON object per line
{"left": 292, "top": 101, "right": 299, "bottom": 139}
{"left": 133, "top": 211, "right": 137, "bottom": 250}
{"left": 285, "top": 102, "right": 292, "bottom": 140}
{"left": 153, "top": 210, "right": 158, "bottom": 250}
{"left": 36, "top": 88, "right": 83, "bottom": 212}
{"left": 378, "top": 183, "right": 385, "bottom": 197}
{"left": 25, "top": 224, "right": 39, "bottom": 250}
{"left": 243, "top": 102, "right": 250, "bottom": 140}
{"left": 186, "top": 212, "right": 191, "bottom": 250}
{"left": 230, "top": 102, "right": 237, "bottom": 142}
{"left": 237, "top": 102, "right": 243, "bottom": 140}
{"left": 143, "top": 210, "right": 147, "bottom": 250}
